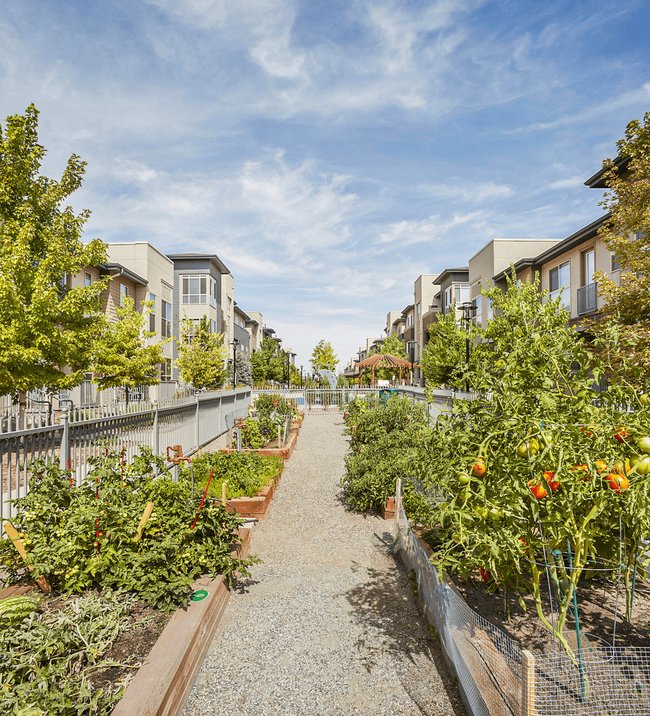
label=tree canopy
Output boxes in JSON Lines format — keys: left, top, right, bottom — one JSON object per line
{"left": 175, "top": 316, "right": 228, "bottom": 390}
{"left": 91, "top": 297, "right": 164, "bottom": 396}
{"left": 311, "top": 339, "right": 339, "bottom": 372}
{"left": 250, "top": 338, "right": 285, "bottom": 385}
{"left": 0, "top": 105, "right": 107, "bottom": 397}
{"left": 594, "top": 111, "right": 650, "bottom": 388}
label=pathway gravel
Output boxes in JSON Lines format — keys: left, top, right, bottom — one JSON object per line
{"left": 182, "top": 413, "right": 465, "bottom": 716}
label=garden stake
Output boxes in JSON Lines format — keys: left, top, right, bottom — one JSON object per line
{"left": 133, "top": 502, "right": 155, "bottom": 542}
{"left": 222, "top": 481, "right": 228, "bottom": 506}
{"left": 191, "top": 468, "right": 215, "bottom": 530}
{"left": 567, "top": 539, "right": 586, "bottom": 702}
{"left": 67, "top": 459, "right": 72, "bottom": 486}
{"left": 3, "top": 522, "right": 51, "bottom": 593}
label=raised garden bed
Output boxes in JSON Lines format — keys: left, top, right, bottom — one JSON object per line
{"left": 219, "top": 428, "right": 299, "bottom": 460}
{"left": 112, "top": 527, "right": 251, "bottom": 716}
{"left": 211, "top": 467, "right": 284, "bottom": 519}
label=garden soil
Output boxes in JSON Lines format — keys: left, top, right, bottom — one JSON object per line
{"left": 182, "top": 413, "right": 465, "bottom": 716}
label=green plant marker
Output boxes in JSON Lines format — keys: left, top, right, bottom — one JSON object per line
{"left": 191, "top": 589, "right": 209, "bottom": 602}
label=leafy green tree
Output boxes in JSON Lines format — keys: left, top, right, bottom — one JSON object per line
{"left": 229, "top": 350, "right": 253, "bottom": 387}
{"left": 0, "top": 105, "right": 107, "bottom": 399}
{"left": 311, "top": 339, "right": 339, "bottom": 372}
{"left": 250, "top": 338, "right": 284, "bottom": 385}
{"left": 175, "top": 316, "right": 228, "bottom": 390}
{"left": 594, "top": 111, "right": 650, "bottom": 388}
{"left": 91, "top": 297, "right": 164, "bottom": 401}
{"left": 373, "top": 333, "right": 408, "bottom": 360}
{"left": 421, "top": 309, "right": 476, "bottom": 389}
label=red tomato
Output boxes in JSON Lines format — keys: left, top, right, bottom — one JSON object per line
{"left": 543, "top": 471, "right": 559, "bottom": 490}
{"left": 615, "top": 427, "right": 628, "bottom": 443}
{"left": 479, "top": 567, "right": 491, "bottom": 583}
{"left": 606, "top": 473, "right": 630, "bottom": 491}
{"left": 529, "top": 480, "right": 547, "bottom": 499}
{"left": 473, "top": 457, "right": 487, "bottom": 477}
{"left": 595, "top": 460, "right": 608, "bottom": 474}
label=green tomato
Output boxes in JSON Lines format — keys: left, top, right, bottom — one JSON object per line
{"left": 476, "top": 507, "right": 489, "bottom": 519}
{"left": 458, "top": 473, "right": 471, "bottom": 485}
{"left": 489, "top": 508, "right": 504, "bottom": 521}
{"left": 637, "top": 456, "right": 650, "bottom": 475}
{"left": 640, "top": 393, "right": 649, "bottom": 407}
{"left": 637, "top": 437, "right": 650, "bottom": 454}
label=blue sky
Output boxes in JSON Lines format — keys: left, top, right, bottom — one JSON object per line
{"left": 2, "top": 0, "right": 650, "bottom": 369}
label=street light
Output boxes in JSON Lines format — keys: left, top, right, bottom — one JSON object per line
{"left": 459, "top": 302, "right": 477, "bottom": 393}
{"left": 300, "top": 365, "right": 303, "bottom": 389}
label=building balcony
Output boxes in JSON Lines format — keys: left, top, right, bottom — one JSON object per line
{"left": 403, "top": 325, "right": 415, "bottom": 342}
{"left": 577, "top": 282, "right": 597, "bottom": 316}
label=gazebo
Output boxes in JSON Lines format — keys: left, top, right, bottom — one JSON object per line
{"left": 354, "top": 354, "right": 413, "bottom": 388}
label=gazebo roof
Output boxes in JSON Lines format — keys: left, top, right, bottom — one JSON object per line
{"left": 355, "top": 353, "right": 411, "bottom": 369}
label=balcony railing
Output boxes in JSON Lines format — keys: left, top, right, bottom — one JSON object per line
{"left": 577, "top": 282, "right": 597, "bottom": 316}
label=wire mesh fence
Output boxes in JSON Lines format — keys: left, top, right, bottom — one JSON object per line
{"left": 394, "top": 488, "right": 650, "bottom": 716}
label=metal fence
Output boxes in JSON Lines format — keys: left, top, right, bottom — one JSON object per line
{"left": 252, "top": 386, "right": 465, "bottom": 415}
{"left": 0, "top": 387, "right": 251, "bottom": 526}
{"left": 394, "top": 489, "right": 650, "bottom": 716}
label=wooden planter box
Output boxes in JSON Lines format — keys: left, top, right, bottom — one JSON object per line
{"left": 220, "top": 429, "right": 298, "bottom": 460}
{"left": 383, "top": 496, "right": 395, "bottom": 520}
{"left": 219, "top": 468, "right": 283, "bottom": 520}
{"left": 111, "top": 527, "right": 252, "bottom": 716}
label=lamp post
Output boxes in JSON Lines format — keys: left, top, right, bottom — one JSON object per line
{"left": 459, "top": 302, "right": 477, "bottom": 393}
{"left": 300, "top": 365, "right": 303, "bottom": 389}
{"left": 232, "top": 338, "right": 239, "bottom": 388}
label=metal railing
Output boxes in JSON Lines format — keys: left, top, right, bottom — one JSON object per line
{"left": 0, "top": 387, "right": 251, "bottom": 526}
{"left": 577, "top": 282, "right": 597, "bottom": 316}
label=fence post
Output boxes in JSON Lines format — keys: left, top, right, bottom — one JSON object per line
{"left": 152, "top": 400, "right": 159, "bottom": 456}
{"left": 60, "top": 410, "right": 70, "bottom": 473}
{"left": 194, "top": 392, "right": 200, "bottom": 451}
{"left": 521, "top": 649, "right": 536, "bottom": 716}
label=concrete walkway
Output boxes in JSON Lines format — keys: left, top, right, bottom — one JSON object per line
{"left": 182, "top": 413, "right": 464, "bottom": 716}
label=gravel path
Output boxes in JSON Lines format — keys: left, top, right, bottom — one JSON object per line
{"left": 182, "top": 413, "right": 465, "bottom": 716}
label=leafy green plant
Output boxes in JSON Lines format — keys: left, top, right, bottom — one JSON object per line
{"left": 341, "top": 396, "right": 431, "bottom": 514}
{"left": 0, "top": 448, "right": 257, "bottom": 612}
{"left": 0, "top": 592, "right": 151, "bottom": 716}
{"left": 182, "top": 451, "right": 282, "bottom": 499}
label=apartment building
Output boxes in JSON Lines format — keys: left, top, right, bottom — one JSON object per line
{"left": 468, "top": 239, "right": 560, "bottom": 327}
{"left": 245, "top": 311, "right": 263, "bottom": 353}
{"left": 233, "top": 303, "right": 251, "bottom": 355}
{"left": 492, "top": 216, "right": 619, "bottom": 324}
{"left": 166, "top": 253, "right": 231, "bottom": 383}
{"left": 413, "top": 275, "right": 438, "bottom": 384}
{"left": 106, "top": 243, "right": 175, "bottom": 383}
{"left": 386, "top": 310, "right": 404, "bottom": 338}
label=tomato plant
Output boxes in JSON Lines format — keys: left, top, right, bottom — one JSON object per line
{"left": 0, "top": 447, "right": 259, "bottom": 612}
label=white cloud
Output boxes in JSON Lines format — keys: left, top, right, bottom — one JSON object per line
{"left": 377, "top": 211, "right": 486, "bottom": 246}
{"left": 422, "top": 181, "right": 512, "bottom": 201}
{"left": 549, "top": 175, "right": 584, "bottom": 190}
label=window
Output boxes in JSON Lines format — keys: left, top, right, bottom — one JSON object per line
{"left": 487, "top": 296, "right": 493, "bottom": 322}
{"left": 416, "top": 302, "right": 421, "bottom": 316}
{"left": 85, "top": 272, "right": 92, "bottom": 288}
{"left": 444, "top": 286, "right": 452, "bottom": 314}
{"left": 182, "top": 275, "right": 216, "bottom": 305}
{"left": 612, "top": 253, "right": 620, "bottom": 272}
{"left": 582, "top": 249, "right": 595, "bottom": 286}
{"left": 120, "top": 284, "right": 128, "bottom": 307}
{"left": 147, "top": 293, "right": 156, "bottom": 333}
{"left": 549, "top": 261, "right": 570, "bottom": 311}
{"left": 160, "top": 358, "right": 172, "bottom": 382}
{"left": 210, "top": 319, "right": 216, "bottom": 334}
{"left": 407, "top": 313, "right": 413, "bottom": 326}
{"left": 454, "top": 284, "right": 470, "bottom": 304}
{"left": 161, "top": 300, "right": 171, "bottom": 338}
{"left": 472, "top": 295, "right": 482, "bottom": 326}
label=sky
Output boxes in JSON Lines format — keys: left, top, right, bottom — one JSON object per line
{"left": 1, "top": 0, "right": 650, "bottom": 370}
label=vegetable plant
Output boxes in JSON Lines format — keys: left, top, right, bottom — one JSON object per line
{"left": 0, "top": 447, "right": 258, "bottom": 612}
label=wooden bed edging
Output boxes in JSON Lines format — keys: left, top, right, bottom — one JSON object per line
{"left": 111, "top": 527, "right": 252, "bottom": 716}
